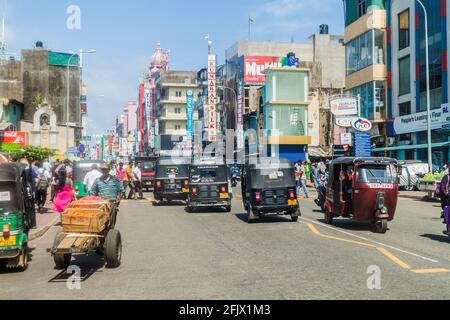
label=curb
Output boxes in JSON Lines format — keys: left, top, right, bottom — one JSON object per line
{"left": 29, "top": 215, "right": 60, "bottom": 242}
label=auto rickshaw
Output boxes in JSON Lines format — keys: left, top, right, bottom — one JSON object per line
{"left": 323, "top": 157, "right": 399, "bottom": 234}
{"left": 0, "top": 163, "right": 35, "bottom": 271}
{"left": 153, "top": 157, "right": 191, "bottom": 204}
{"left": 73, "top": 160, "right": 105, "bottom": 197}
{"left": 135, "top": 157, "right": 157, "bottom": 191}
{"left": 241, "top": 157, "right": 301, "bottom": 223}
{"left": 187, "top": 158, "right": 231, "bottom": 213}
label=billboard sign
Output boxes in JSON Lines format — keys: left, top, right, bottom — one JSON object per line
{"left": 442, "top": 103, "right": 450, "bottom": 129}
{"left": 243, "top": 56, "right": 286, "bottom": 83}
{"left": 330, "top": 97, "right": 358, "bottom": 116}
{"left": 1, "top": 131, "right": 27, "bottom": 151}
{"left": 236, "top": 82, "right": 244, "bottom": 149}
{"left": 208, "top": 54, "right": 217, "bottom": 142}
{"left": 336, "top": 117, "right": 356, "bottom": 128}
{"left": 186, "top": 90, "right": 194, "bottom": 141}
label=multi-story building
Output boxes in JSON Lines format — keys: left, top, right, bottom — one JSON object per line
{"left": 225, "top": 27, "right": 346, "bottom": 158}
{"left": 343, "top": 0, "right": 387, "bottom": 150}
{"left": 154, "top": 70, "right": 200, "bottom": 137}
{"left": 370, "top": 0, "right": 449, "bottom": 166}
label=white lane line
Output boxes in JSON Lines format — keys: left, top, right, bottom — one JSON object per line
{"left": 300, "top": 216, "right": 439, "bottom": 263}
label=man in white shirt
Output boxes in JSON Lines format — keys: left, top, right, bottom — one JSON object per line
{"left": 133, "top": 163, "right": 143, "bottom": 200}
{"left": 84, "top": 164, "right": 103, "bottom": 192}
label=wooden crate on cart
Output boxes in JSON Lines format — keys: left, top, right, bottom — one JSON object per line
{"left": 62, "top": 200, "right": 111, "bottom": 234}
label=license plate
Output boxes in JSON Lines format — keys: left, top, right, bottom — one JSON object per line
{"left": 0, "top": 236, "right": 16, "bottom": 246}
{"left": 220, "top": 193, "right": 229, "bottom": 199}
{"left": 169, "top": 174, "right": 176, "bottom": 179}
{"left": 288, "top": 199, "right": 297, "bottom": 206}
{"left": 146, "top": 182, "right": 152, "bottom": 185}
{"left": 182, "top": 188, "right": 189, "bottom": 193}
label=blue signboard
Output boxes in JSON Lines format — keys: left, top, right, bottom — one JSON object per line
{"left": 352, "top": 132, "right": 371, "bottom": 157}
{"left": 186, "top": 90, "right": 194, "bottom": 141}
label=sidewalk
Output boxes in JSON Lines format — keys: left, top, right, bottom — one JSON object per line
{"left": 29, "top": 205, "right": 60, "bottom": 242}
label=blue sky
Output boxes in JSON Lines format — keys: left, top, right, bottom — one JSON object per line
{"left": 2, "top": 0, "right": 344, "bottom": 135}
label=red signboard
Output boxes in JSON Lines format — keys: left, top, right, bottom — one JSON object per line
{"left": 243, "top": 56, "right": 283, "bottom": 83}
{"left": 2, "top": 131, "right": 27, "bottom": 147}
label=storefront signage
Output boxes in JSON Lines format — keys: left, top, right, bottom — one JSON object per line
{"left": 336, "top": 117, "right": 357, "bottom": 128}
{"left": 330, "top": 97, "right": 358, "bottom": 116}
{"left": 208, "top": 54, "right": 217, "bottom": 142}
{"left": 441, "top": 103, "right": 450, "bottom": 129}
{"left": 393, "top": 109, "right": 442, "bottom": 135}
{"left": 352, "top": 117, "right": 373, "bottom": 132}
{"left": 340, "top": 133, "right": 352, "bottom": 145}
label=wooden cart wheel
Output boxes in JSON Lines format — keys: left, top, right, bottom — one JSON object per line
{"left": 375, "top": 219, "right": 388, "bottom": 234}
{"left": 105, "top": 229, "right": 122, "bottom": 269}
{"left": 53, "top": 233, "right": 72, "bottom": 270}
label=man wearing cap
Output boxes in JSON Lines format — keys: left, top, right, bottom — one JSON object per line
{"left": 90, "top": 163, "right": 125, "bottom": 201}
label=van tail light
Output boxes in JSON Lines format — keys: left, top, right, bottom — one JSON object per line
{"left": 156, "top": 181, "right": 161, "bottom": 189}
{"left": 192, "top": 188, "right": 198, "bottom": 196}
{"left": 289, "top": 190, "right": 295, "bottom": 200}
{"left": 255, "top": 192, "right": 261, "bottom": 203}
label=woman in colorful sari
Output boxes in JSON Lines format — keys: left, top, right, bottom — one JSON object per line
{"left": 52, "top": 169, "right": 76, "bottom": 213}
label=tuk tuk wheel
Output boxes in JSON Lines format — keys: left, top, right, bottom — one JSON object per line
{"left": 291, "top": 216, "right": 299, "bottom": 222}
{"left": 53, "top": 233, "right": 72, "bottom": 270}
{"left": 225, "top": 206, "right": 232, "bottom": 213}
{"left": 375, "top": 219, "right": 388, "bottom": 234}
{"left": 105, "top": 229, "right": 122, "bottom": 269}
{"left": 17, "top": 244, "right": 28, "bottom": 272}
{"left": 324, "top": 209, "right": 334, "bottom": 225}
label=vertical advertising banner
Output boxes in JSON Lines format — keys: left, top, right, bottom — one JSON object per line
{"left": 186, "top": 90, "right": 194, "bottom": 142}
{"left": 237, "top": 81, "right": 244, "bottom": 149}
{"left": 208, "top": 54, "right": 217, "bottom": 142}
{"left": 144, "top": 89, "right": 151, "bottom": 146}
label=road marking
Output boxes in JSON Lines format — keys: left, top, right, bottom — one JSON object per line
{"left": 376, "top": 247, "right": 412, "bottom": 270}
{"left": 411, "top": 269, "right": 450, "bottom": 274}
{"left": 306, "top": 223, "right": 321, "bottom": 236}
{"left": 321, "top": 234, "right": 377, "bottom": 248}
{"left": 300, "top": 217, "right": 439, "bottom": 263}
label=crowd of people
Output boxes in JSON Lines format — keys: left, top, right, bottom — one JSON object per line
{"left": 14, "top": 158, "right": 146, "bottom": 215}
{"left": 294, "top": 160, "right": 329, "bottom": 199}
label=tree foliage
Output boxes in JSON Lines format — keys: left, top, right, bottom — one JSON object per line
{"left": 9, "top": 145, "right": 57, "bottom": 162}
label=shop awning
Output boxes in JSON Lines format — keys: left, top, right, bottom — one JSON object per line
{"left": 372, "top": 141, "right": 450, "bottom": 152}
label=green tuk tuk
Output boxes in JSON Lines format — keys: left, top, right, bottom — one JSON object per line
{"left": 0, "top": 163, "right": 34, "bottom": 271}
{"left": 73, "top": 160, "right": 105, "bottom": 197}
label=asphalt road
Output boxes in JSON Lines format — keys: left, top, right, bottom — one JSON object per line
{"left": 1, "top": 189, "right": 450, "bottom": 300}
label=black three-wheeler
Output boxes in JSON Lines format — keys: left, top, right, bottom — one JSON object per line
{"left": 241, "top": 157, "right": 301, "bottom": 223}
{"left": 187, "top": 158, "right": 231, "bottom": 213}
{"left": 153, "top": 157, "right": 191, "bottom": 204}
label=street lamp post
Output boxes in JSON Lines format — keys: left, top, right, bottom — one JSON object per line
{"left": 66, "top": 49, "right": 96, "bottom": 158}
{"left": 415, "top": 0, "right": 433, "bottom": 173}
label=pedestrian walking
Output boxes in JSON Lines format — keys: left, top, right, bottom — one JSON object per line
{"left": 295, "top": 161, "right": 302, "bottom": 198}
{"left": 52, "top": 169, "right": 76, "bottom": 213}
{"left": 83, "top": 164, "right": 103, "bottom": 192}
{"left": 299, "top": 161, "right": 309, "bottom": 198}
{"left": 133, "top": 163, "right": 144, "bottom": 200}
{"left": 35, "top": 162, "right": 51, "bottom": 214}
{"left": 125, "top": 161, "right": 136, "bottom": 199}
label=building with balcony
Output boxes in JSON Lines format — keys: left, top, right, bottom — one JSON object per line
{"left": 344, "top": 0, "right": 387, "bottom": 149}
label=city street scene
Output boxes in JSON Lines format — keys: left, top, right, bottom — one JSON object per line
{"left": 0, "top": 0, "right": 450, "bottom": 304}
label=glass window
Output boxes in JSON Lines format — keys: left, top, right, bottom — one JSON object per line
{"left": 358, "top": 0, "right": 366, "bottom": 17}
{"left": 375, "top": 81, "right": 386, "bottom": 116}
{"left": 346, "top": 31, "right": 374, "bottom": 75}
{"left": 374, "top": 30, "right": 385, "bottom": 64}
{"left": 399, "top": 10, "right": 410, "bottom": 50}
{"left": 398, "top": 56, "right": 411, "bottom": 96}
{"left": 399, "top": 101, "right": 411, "bottom": 116}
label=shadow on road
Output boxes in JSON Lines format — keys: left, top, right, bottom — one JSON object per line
{"left": 186, "top": 207, "right": 230, "bottom": 214}
{"left": 235, "top": 213, "right": 293, "bottom": 224}
{"left": 152, "top": 200, "right": 187, "bottom": 207}
{"left": 316, "top": 218, "right": 381, "bottom": 233}
{"left": 48, "top": 253, "right": 105, "bottom": 284}
{"left": 420, "top": 233, "right": 450, "bottom": 244}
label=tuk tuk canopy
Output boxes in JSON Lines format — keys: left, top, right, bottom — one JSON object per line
{"left": 0, "top": 163, "right": 27, "bottom": 214}
{"left": 156, "top": 157, "right": 191, "bottom": 178}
